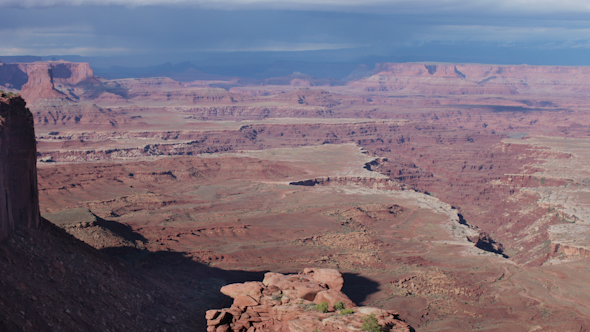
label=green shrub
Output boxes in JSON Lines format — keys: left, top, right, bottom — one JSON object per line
{"left": 315, "top": 301, "right": 329, "bottom": 313}
{"left": 0, "top": 91, "right": 17, "bottom": 98}
{"left": 361, "top": 314, "right": 383, "bottom": 332}
{"left": 334, "top": 301, "right": 345, "bottom": 310}
{"left": 340, "top": 308, "right": 354, "bottom": 315}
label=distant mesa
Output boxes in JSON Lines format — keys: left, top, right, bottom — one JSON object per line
{"left": 350, "top": 62, "right": 590, "bottom": 96}
{"left": 0, "top": 61, "right": 99, "bottom": 104}
{"left": 3, "top": 60, "right": 590, "bottom": 109}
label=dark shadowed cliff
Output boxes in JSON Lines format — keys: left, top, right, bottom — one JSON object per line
{"left": 0, "top": 95, "right": 39, "bottom": 241}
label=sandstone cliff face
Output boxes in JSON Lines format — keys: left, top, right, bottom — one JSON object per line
{"left": 0, "top": 95, "right": 40, "bottom": 241}
{"left": 0, "top": 61, "right": 99, "bottom": 103}
{"left": 0, "top": 63, "right": 29, "bottom": 90}
{"left": 45, "top": 61, "right": 97, "bottom": 86}
{"left": 550, "top": 243, "right": 590, "bottom": 259}
{"left": 16, "top": 61, "right": 97, "bottom": 87}
{"left": 19, "top": 67, "right": 68, "bottom": 102}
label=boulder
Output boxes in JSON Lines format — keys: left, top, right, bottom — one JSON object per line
{"left": 220, "top": 281, "right": 264, "bottom": 302}
{"left": 206, "top": 310, "right": 221, "bottom": 320}
{"left": 261, "top": 272, "right": 284, "bottom": 288}
{"left": 313, "top": 289, "right": 355, "bottom": 311}
{"left": 207, "top": 310, "right": 232, "bottom": 326}
{"left": 233, "top": 294, "right": 259, "bottom": 308}
{"left": 263, "top": 272, "right": 325, "bottom": 301}
{"left": 303, "top": 268, "right": 344, "bottom": 291}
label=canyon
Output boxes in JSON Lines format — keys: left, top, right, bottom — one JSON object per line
{"left": 2, "top": 60, "right": 590, "bottom": 331}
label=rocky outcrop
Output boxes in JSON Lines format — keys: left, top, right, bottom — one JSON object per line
{"left": 290, "top": 176, "right": 402, "bottom": 190}
{"left": 17, "top": 61, "right": 97, "bottom": 87}
{"left": 467, "top": 232, "right": 506, "bottom": 256}
{"left": 0, "top": 61, "right": 99, "bottom": 103}
{"left": 0, "top": 95, "right": 40, "bottom": 240}
{"left": 19, "top": 66, "right": 69, "bottom": 102}
{"left": 46, "top": 61, "right": 97, "bottom": 86}
{"left": 206, "top": 268, "right": 411, "bottom": 332}
{"left": 550, "top": 243, "right": 590, "bottom": 259}
{"left": 276, "top": 88, "right": 342, "bottom": 107}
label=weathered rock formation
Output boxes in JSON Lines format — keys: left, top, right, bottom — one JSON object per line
{"left": 467, "top": 231, "right": 506, "bottom": 256}
{"left": 276, "top": 88, "right": 342, "bottom": 107}
{"left": 206, "top": 268, "right": 411, "bottom": 332}
{"left": 550, "top": 243, "right": 590, "bottom": 259}
{"left": 0, "top": 61, "right": 99, "bottom": 103}
{"left": 291, "top": 176, "right": 401, "bottom": 190}
{"left": 0, "top": 95, "right": 39, "bottom": 240}
{"left": 19, "top": 66, "right": 69, "bottom": 102}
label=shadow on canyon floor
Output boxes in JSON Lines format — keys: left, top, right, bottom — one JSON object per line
{"left": 95, "top": 215, "right": 149, "bottom": 244}
{"left": 100, "top": 245, "right": 383, "bottom": 306}
{"left": 88, "top": 216, "right": 384, "bottom": 306}
{"left": 339, "top": 273, "right": 381, "bottom": 305}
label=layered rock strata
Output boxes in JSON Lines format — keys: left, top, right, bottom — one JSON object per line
{"left": 0, "top": 95, "right": 40, "bottom": 240}
{"left": 206, "top": 268, "right": 411, "bottom": 332}
{"left": 350, "top": 62, "right": 590, "bottom": 96}
{"left": 0, "top": 61, "right": 98, "bottom": 103}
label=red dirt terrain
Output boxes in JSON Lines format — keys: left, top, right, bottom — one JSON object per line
{"left": 4, "top": 61, "right": 590, "bottom": 331}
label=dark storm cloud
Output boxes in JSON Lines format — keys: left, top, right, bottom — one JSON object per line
{"left": 0, "top": 6, "right": 424, "bottom": 55}
{"left": 1, "top": 0, "right": 590, "bottom": 67}
{"left": 3, "top": 0, "right": 590, "bottom": 16}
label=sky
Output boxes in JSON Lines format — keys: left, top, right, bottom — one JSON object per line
{"left": 1, "top": 0, "right": 590, "bottom": 78}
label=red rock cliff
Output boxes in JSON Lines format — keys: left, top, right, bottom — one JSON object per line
{"left": 16, "top": 61, "right": 97, "bottom": 87}
{"left": 18, "top": 67, "right": 68, "bottom": 102}
{"left": 0, "top": 95, "right": 40, "bottom": 241}
{"left": 0, "top": 61, "right": 99, "bottom": 103}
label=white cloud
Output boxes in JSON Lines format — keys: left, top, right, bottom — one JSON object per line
{"left": 206, "top": 42, "right": 366, "bottom": 52}
{"left": 0, "top": 48, "right": 29, "bottom": 56}
{"left": 0, "top": 25, "right": 94, "bottom": 38}
{"left": 0, "top": 46, "right": 131, "bottom": 56}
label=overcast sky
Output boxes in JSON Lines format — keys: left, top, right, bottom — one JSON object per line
{"left": 1, "top": 0, "right": 590, "bottom": 72}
